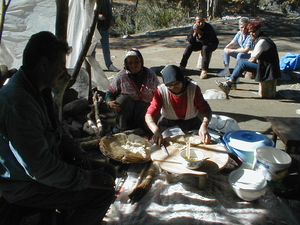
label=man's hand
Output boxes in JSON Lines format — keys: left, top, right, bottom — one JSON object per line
{"left": 193, "top": 24, "right": 202, "bottom": 36}
{"left": 98, "top": 14, "right": 105, "bottom": 20}
{"left": 72, "top": 154, "right": 92, "bottom": 170}
{"left": 248, "top": 57, "right": 257, "bottom": 63}
{"left": 89, "top": 169, "right": 115, "bottom": 190}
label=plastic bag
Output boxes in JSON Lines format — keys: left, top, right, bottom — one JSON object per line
{"left": 208, "top": 114, "right": 240, "bottom": 134}
{"left": 280, "top": 52, "right": 300, "bottom": 71}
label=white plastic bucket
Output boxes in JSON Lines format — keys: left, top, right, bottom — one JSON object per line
{"left": 252, "top": 146, "right": 292, "bottom": 186}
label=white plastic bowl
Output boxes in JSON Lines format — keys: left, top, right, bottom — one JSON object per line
{"left": 228, "top": 169, "right": 267, "bottom": 201}
{"left": 180, "top": 149, "right": 204, "bottom": 170}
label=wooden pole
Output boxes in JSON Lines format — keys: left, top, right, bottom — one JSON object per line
{"left": 55, "top": 0, "right": 69, "bottom": 41}
{"left": 0, "top": 0, "right": 12, "bottom": 44}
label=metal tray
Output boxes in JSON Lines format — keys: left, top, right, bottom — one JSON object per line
{"left": 99, "top": 134, "right": 152, "bottom": 164}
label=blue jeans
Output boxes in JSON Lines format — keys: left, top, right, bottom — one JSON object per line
{"left": 99, "top": 29, "right": 113, "bottom": 69}
{"left": 230, "top": 58, "right": 257, "bottom": 82}
{"left": 223, "top": 52, "right": 250, "bottom": 66}
{"left": 92, "top": 29, "right": 113, "bottom": 69}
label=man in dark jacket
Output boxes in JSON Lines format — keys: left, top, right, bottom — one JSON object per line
{"left": 0, "top": 31, "right": 116, "bottom": 225}
{"left": 179, "top": 16, "right": 219, "bottom": 79}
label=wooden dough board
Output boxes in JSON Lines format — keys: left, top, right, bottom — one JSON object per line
{"left": 151, "top": 135, "right": 229, "bottom": 176}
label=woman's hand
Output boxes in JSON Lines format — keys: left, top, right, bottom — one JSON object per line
{"left": 198, "top": 122, "right": 211, "bottom": 144}
{"left": 107, "top": 100, "right": 121, "bottom": 112}
{"left": 152, "top": 130, "right": 163, "bottom": 146}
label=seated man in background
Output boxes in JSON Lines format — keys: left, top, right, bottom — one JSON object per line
{"left": 0, "top": 31, "right": 116, "bottom": 225}
{"left": 105, "top": 48, "right": 160, "bottom": 134}
{"left": 145, "top": 65, "right": 212, "bottom": 147}
{"left": 217, "top": 17, "right": 252, "bottom": 77}
{"left": 215, "top": 21, "right": 281, "bottom": 95}
{"left": 179, "top": 16, "right": 219, "bottom": 79}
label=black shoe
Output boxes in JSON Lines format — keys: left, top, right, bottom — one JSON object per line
{"left": 112, "top": 126, "right": 122, "bottom": 134}
{"left": 273, "top": 188, "right": 300, "bottom": 201}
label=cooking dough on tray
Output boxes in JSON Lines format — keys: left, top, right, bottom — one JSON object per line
{"left": 167, "top": 135, "right": 202, "bottom": 151}
{"left": 100, "top": 133, "right": 152, "bottom": 162}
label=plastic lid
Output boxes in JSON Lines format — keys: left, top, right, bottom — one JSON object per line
{"left": 223, "top": 130, "right": 274, "bottom": 151}
{"left": 229, "top": 169, "right": 267, "bottom": 190}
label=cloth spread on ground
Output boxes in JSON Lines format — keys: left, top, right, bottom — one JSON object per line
{"left": 105, "top": 163, "right": 300, "bottom": 225}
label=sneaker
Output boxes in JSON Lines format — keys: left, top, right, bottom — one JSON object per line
{"left": 200, "top": 70, "right": 208, "bottom": 79}
{"left": 231, "top": 83, "right": 237, "bottom": 90}
{"left": 225, "top": 77, "right": 240, "bottom": 83}
{"left": 224, "top": 77, "right": 239, "bottom": 89}
{"left": 179, "top": 65, "right": 186, "bottom": 71}
{"left": 215, "top": 80, "right": 232, "bottom": 95}
{"left": 217, "top": 68, "right": 230, "bottom": 77}
{"left": 108, "top": 64, "right": 120, "bottom": 72}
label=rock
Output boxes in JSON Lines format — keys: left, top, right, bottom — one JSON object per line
{"left": 63, "top": 88, "right": 79, "bottom": 105}
{"left": 63, "top": 98, "right": 89, "bottom": 117}
{"left": 203, "top": 89, "right": 227, "bottom": 99}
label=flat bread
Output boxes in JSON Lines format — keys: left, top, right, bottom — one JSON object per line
{"left": 167, "top": 135, "right": 203, "bottom": 151}
{"left": 100, "top": 133, "right": 152, "bottom": 163}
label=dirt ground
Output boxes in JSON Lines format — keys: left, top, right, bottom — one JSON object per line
{"left": 94, "top": 11, "right": 300, "bottom": 151}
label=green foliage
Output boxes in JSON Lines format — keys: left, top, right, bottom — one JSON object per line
{"left": 113, "top": 1, "right": 189, "bottom": 35}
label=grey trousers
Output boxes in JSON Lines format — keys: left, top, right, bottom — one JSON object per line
{"left": 115, "top": 94, "right": 150, "bottom": 132}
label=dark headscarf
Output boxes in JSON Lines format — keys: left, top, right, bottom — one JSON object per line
{"left": 161, "top": 65, "right": 185, "bottom": 85}
{"left": 161, "top": 65, "right": 189, "bottom": 96}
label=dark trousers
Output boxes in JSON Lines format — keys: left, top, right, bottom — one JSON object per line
{"left": 13, "top": 160, "right": 116, "bottom": 225}
{"left": 14, "top": 188, "right": 114, "bottom": 225}
{"left": 158, "top": 116, "right": 202, "bottom": 134}
{"left": 115, "top": 94, "right": 150, "bottom": 131}
{"left": 180, "top": 42, "right": 217, "bottom": 70}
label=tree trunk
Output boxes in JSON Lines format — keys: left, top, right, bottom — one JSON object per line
{"left": 250, "top": 0, "right": 258, "bottom": 16}
{"left": 55, "top": 0, "right": 69, "bottom": 41}
{"left": 212, "top": 0, "right": 218, "bottom": 19}
{"left": 206, "top": 0, "right": 212, "bottom": 20}
{"left": 0, "top": 0, "right": 12, "bottom": 44}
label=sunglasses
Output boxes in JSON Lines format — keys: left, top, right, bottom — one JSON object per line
{"left": 166, "top": 82, "right": 183, "bottom": 89}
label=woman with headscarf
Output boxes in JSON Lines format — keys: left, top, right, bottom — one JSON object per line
{"left": 145, "top": 65, "right": 212, "bottom": 146}
{"left": 105, "top": 48, "right": 160, "bottom": 134}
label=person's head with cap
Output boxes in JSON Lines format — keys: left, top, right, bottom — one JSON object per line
{"left": 124, "top": 48, "right": 144, "bottom": 75}
{"left": 161, "top": 65, "right": 186, "bottom": 94}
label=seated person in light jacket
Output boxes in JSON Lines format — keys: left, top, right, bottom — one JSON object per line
{"left": 105, "top": 48, "right": 160, "bottom": 134}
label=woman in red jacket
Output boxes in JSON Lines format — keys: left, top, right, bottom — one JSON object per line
{"left": 145, "top": 65, "right": 212, "bottom": 146}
